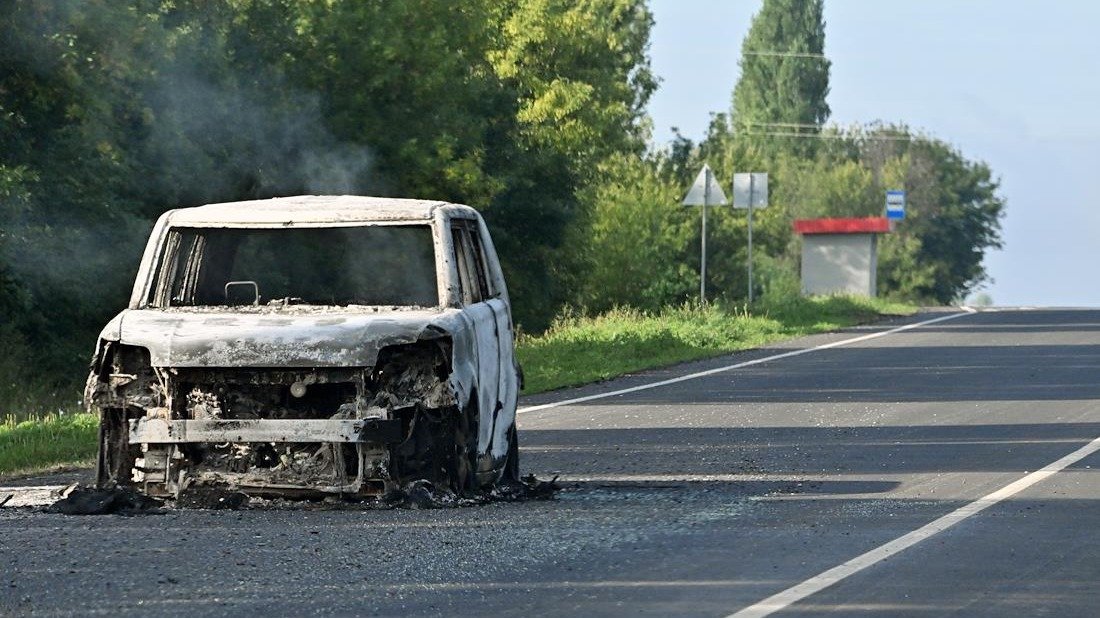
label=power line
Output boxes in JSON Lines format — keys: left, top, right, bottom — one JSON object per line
{"left": 744, "top": 121, "right": 832, "bottom": 130}
{"left": 735, "top": 130, "right": 917, "bottom": 142}
{"left": 743, "top": 50, "right": 828, "bottom": 59}
{"left": 739, "top": 122, "right": 915, "bottom": 140}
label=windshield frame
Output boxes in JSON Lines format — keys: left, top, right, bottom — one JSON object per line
{"left": 138, "top": 220, "right": 443, "bottom": 311}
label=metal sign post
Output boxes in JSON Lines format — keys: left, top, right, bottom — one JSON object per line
{"left": 703, "top": 176, "right": 709, "bottom": 304}
{"left": 683, "top": 165, "right": 728, "bottom": 304}
{"left": 733, "top": 172, "right": 768, "bottom": 303}
{"left": 748, "top": 174, "right": 754, "bottom": 302}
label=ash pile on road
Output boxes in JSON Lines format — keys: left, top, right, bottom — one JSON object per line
{"left": 490, "top": 474, "right": 560, "bottom": 502}
{"left": 41, "top": 474, "right": 560, "bottom": 514}
{"left": 46, "top": 485, "right": 165, "bottom": 516}
{"left": 382, "top": 474, "right": 560, "bottom": 509}
{"left": 382, "top": 479, "right": 468, "bottom": 509}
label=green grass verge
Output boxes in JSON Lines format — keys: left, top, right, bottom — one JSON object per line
{"left": 0, "top": 413, "right": 98, "bottom": 478}
{"left": 515, "top": 295, "right": 916, "bottom": 394}
{"left": 0, "top": 295, "right": 915, "bottom": 478}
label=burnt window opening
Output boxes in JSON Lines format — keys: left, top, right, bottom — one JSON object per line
{"left": 466, "top": 223, "right": 498, "bottom": 298}
{"left": 148, "top": 225, "right": 439, "bottom": 308}
{"left": 451, "top": 221, "right": 492, "bottom": 305}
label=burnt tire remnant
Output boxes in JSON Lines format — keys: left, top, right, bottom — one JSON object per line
{"left": 95, "top": 407, "right": 139, "bottom": 489}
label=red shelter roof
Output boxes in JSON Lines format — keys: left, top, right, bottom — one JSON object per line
{"left": 793, "top": 217, "right": 891, "bottom": 235}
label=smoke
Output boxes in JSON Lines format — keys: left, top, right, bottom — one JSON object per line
{"left": 0, "top": 3, "right": 393, "bottom": 380}
{"left": 143, "top": 66, "right": 381, "bottom": 203}
{"left": 301, "top": 145, "right": 375, "bottom": 196}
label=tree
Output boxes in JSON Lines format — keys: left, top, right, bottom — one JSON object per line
{"left": 731, "top": 0, "right": 830, "bottom": 156}
{"left": 486, "top": 0, "right": 657, "bottom": 328}
{"left": 0, "top": 0, "right": 163, "bottom": 377}
{"left": 892, "top": 138, "right": 1005, "bottom": 302}
{"left": 572, "top": 153, "right": 694, "bottom": 312}
{"left": 490, "top": 0, "right": 656, "bottom": 174}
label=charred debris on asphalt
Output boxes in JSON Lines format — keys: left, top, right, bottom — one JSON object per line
{"left": 35, "top": 474, "right": 559, "bottom": 516}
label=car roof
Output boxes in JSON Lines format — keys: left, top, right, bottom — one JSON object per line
{"left": 162, "top": 195, "right": 474, "bottom": 226}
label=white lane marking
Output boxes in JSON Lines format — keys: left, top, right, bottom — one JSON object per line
{"left": 0, "top": 484, "right": 68, "bottom": 492}
{"left": 0, "top": 484, "right": 69, "bottom": 508}
{"left": 729, "top": 434, "right": 1100, "bottom": 618}
{"left": 518, "top": 310, "right": 975, "bottom": 415}
{"left": 556, "top": 473, "right": 794, "bottom": 483}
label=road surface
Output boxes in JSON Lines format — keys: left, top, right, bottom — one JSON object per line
{"left": 3, "top": 308, "right": 1099, "bottom": 616}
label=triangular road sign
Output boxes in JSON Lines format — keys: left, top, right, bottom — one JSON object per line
{"left": 682, "top": 164, "right": 728, "bottom": 206}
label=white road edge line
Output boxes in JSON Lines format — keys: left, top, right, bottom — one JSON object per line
{"left": 517, "top": 308, "right": 978, "bottom": 415}
{"left": 729, "top": 433, "right": 1100, "bottom": 618}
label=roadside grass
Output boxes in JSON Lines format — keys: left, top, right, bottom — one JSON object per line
{"left": 0, "top": 294, "right": 915, "bottom": 478}
{"left": 0, "top": 412, "right": 98, "bottom": 478}
{"left": 515, "top": 295, "right": 916, "bottom": 394}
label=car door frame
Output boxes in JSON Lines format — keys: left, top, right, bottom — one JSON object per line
{"left": 447, "top": 217, "right": 504, "bottom": 476}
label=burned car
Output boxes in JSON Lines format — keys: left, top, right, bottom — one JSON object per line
{"left": 85, "top": 196, "right": 521, "bottom": 499}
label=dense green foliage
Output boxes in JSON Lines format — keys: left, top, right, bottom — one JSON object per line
{"left": 1, "top": 0, "right": 1004, "bottom": 419}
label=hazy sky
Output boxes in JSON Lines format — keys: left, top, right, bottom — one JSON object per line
{"left": 648, "top": 0, "right": 1100, "bottom": 307}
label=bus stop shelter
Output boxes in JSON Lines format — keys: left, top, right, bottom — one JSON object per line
{"left": 793, "top": 217, "right": 891, "bottom": 297}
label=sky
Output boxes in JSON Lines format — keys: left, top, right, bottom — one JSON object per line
{"left": 647, "top": 0, "right": 1100, "bottom": 307}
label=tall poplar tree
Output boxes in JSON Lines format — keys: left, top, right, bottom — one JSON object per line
{"left": 732, "top": 0, "right": 831, "bottom": 152}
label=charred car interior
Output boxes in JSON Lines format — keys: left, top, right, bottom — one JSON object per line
{"left": 84, "top": 196, "right": 522, "bottom": 501}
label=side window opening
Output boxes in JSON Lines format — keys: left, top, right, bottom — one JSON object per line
{"left": 148, "top": 230, "right": 182, "bottom": 307}
{"left": 173, "top": 234, "right": 206, "bottom": 306}
{"left": 451, "top": 223, "right": 487, "bottom": 305}
{"left": 465, "top": 224, "right": 496, "bottom": 299}
{"left": 451, "top": 228, "right": 475, "bottom": 305}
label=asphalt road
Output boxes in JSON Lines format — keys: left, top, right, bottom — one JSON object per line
{"left": 3, "top": 308, "right": 1100, "bottom": 616}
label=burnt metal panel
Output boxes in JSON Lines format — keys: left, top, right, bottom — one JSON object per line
{"left": 130, "top": 418, "right": 401, "bottom": 444}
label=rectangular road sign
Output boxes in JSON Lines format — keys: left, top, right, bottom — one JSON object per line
{"left": 733, "top": 173, "right": 768, "bottom": 209}
{"left": 886, "top": 189, "right": 906, "bottom": 220}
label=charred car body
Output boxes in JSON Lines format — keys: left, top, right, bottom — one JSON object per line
{"left": 86, "top": 196, "right": 522, "bottom": 499}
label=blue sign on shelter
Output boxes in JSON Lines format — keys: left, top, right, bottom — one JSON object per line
{"left": 885, "top": 190, "right": 906, "bottom": 220}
